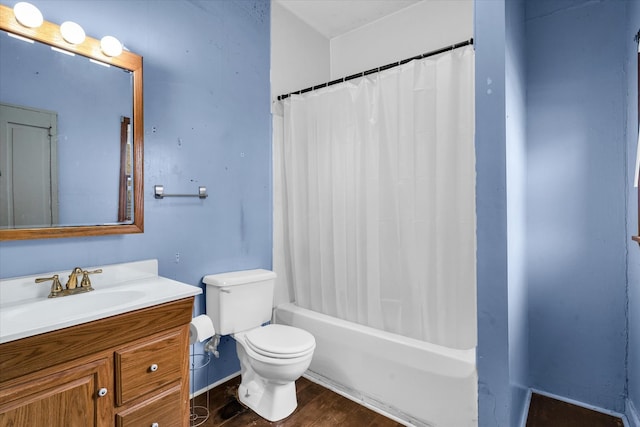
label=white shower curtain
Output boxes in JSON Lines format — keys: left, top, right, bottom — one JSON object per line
{"left": 273, "top": 46, "right": 476, "bottom": 350}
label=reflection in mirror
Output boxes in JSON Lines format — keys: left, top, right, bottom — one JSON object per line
{"left": 0, "top": 33, "right": 133, "bottom": 228}
{"left": 0, "top": 102, "right": 59, "bottom": 227}
{"left": 0, "top": 3, "right": 144, "bottom": 240}
{"left": 118, "top": 116, "right": 132, "bottom": 223}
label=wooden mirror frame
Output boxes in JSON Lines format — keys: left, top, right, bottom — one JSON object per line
{"left": 0, "top": 4, "right": 143, "bottom": 240}
{"left": 635, "top": 41, "right": 640, "bottom": 244}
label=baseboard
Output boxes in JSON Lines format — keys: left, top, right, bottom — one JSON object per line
{"left": 628, "top": 399, "right": 640, "bottom": 427}
{"left": 302, "top": 372, "right": 416, "bottom": 427}
{"left": 190, "top": 371, "right": 240, "bottom": 399}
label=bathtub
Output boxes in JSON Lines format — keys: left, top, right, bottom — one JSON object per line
{"left": 274, "top": 302, "right": 478, "bottom": 427}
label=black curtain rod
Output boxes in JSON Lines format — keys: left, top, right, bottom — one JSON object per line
{"left": 277, "top": 38, "right": 474, "bottom": 101}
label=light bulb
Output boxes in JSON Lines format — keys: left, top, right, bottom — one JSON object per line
{"left": 60, "top": 21, "right": 85, "bottom": 45}
{"left": 100, "top": 35, "right": 122, "bottom": 57}
{"left": 13, "top": 2, "right": 43, "bottom": 28}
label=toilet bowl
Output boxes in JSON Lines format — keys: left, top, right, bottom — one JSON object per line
{"left": 202, "top": 269, "right": 316, "bottom": 422}
{"left": 234, "top": 324, "right": 315, "bottom": 421}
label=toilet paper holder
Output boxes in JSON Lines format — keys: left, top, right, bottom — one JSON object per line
{"left": 190, "top": 350, "right": 211, "bottom": 426}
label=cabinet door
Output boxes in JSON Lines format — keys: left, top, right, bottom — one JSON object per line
{"left": 0, "top": 358, "right": 112, "bottom": 427}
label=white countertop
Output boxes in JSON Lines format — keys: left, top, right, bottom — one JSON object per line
{"left": 0, "top": 259, "right": 202, "bottom": 344}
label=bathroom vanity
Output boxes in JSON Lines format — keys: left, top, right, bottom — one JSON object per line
{"left": 0, "top": 260, "right": 201, "bottom": 427}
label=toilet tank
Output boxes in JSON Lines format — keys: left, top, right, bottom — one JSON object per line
{"left": 202, "top": 269, "right": 276, "bottom": 335}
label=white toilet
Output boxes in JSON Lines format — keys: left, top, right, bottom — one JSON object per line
{"left": 202, "top": 269, "right": 315, "bottom": 422}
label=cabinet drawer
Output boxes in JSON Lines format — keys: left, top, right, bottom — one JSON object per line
{"left": 115, "top": 330, "right": 183, "bottom": 405}
{"left": 115, "top": 385, "right": 182, "bottom": 427}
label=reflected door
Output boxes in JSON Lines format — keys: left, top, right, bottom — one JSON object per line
{"left": 0, "top": 103, "right": 58, "bottom": 227}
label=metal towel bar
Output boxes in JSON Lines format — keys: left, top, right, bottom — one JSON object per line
{"left": 154, "top": 185, "right": 207, "bottom": 199}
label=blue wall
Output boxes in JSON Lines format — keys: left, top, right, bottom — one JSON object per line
{"left": 0, "top": 0, "right": 272, "bottom": 392}
{"left": 475, "top": 1, "right": 532, "bottom": 425}
{"left": 525, "top": 0, "right": 628, "bottom": 413}
{"left": 505, "top": 0, "right": 528, "bottom": 424}
{"left": 474, "top": 0, "right": 511, "bottom": 424}
{"left": 627, "top": 1, "right": 640, "bottom": 424}
{"left": 478, "top": 0, "right": 635, "bottom": 425}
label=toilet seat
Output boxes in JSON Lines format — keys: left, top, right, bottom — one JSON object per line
{"left": 244, "top": 324, "right": 315, "bottom": 359}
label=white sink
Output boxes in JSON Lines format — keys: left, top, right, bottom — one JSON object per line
{"left": 2, "top": 289, "right": 145, "bottom": 323}
{"left": 0, "top": 260, "right": 202, "bottom": 344}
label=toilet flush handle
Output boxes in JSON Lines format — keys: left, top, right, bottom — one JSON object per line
{"left": 204, "top": 335, "right": 220, "bottom": 358}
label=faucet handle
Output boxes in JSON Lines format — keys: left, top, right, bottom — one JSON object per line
{"left": 35, "top": 274, "right": 63, "bottom": 297}
{"left": 80, "top": 269, "right": 102, "bottom": 289}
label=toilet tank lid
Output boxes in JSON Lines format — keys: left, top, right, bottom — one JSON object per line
{"left": 203, "top": 269, "right": 276, "bottom": 287}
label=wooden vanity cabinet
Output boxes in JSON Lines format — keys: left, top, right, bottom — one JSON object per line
{"left": 0, "top": 357, "right": 112, "bottom": 426}
{"left": 0, "top": 298, "right": 194, "bottom": 427}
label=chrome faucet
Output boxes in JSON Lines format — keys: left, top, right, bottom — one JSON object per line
{"left": 35, "top": 267, "right": 102, "bottom": 298}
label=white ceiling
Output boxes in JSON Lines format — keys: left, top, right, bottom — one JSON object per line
{"left": 275, "top": 0, "right": 423, "bottom": 39}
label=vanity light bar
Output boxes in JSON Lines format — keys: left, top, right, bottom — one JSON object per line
{"left": 11, "top": 2, "right": 123, "bottom": 58}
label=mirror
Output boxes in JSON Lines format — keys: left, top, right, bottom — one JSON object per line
{"left": 0, "top": 4, "right": 143, "bottom": 240}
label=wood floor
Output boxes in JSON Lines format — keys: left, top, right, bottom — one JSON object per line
{"left": 525, "top": 393, "right": 624, "bottom": 427}
{"left": 192, "top": 377, "right": 629, "bottom": 427}
{"left": 190, "top": 375, "right": 404, "bottom": 427}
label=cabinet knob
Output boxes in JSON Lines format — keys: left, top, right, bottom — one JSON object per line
{"left": 151, "top": 423, "right": 159, "bottom": 427}
{"left": 149, "top": 363, "right": 158, "bottom": 372}
{"left": 97, "top": 387, "right": 108, "bottom": 397}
